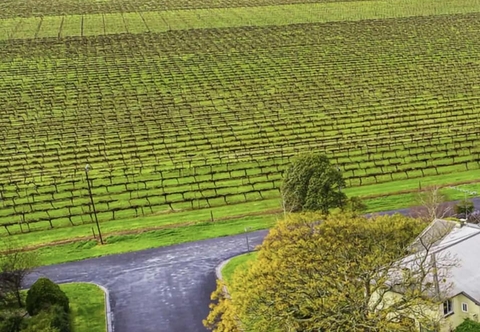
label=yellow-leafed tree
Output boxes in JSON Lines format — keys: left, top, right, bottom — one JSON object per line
{"left": 205, "top": 213, "right": 454, "bottom": 332}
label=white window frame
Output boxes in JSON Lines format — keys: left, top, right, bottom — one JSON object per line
{"left": 443, "top": 299, "right": 453, "bottom": 316}
{"left": 462, "top": 302, "right": 468, "bottom": 312}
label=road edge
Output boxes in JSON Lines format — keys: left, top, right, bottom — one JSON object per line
{"left": 215, "top": 256, "right": 235, "bottom": 281}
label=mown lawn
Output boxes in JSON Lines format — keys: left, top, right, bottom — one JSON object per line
{"left": 222, "top": 252, "right": 258, "bottom": 285}
{"left": 60, "top": 283, "right": 106, "bottom": 332}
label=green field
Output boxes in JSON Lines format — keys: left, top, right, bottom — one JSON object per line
{"left": 1, "top": 0, "right": 480, "bottom": 255}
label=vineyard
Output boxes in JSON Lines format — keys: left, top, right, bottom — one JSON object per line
{"left": 1, "top": 0, "right": 480, "bottom": 242}
{"left": 0, "top": 0, "right": 369, "bottom": 18}
{"left": 1, "top": 0, "right": 478, "bottom": 40}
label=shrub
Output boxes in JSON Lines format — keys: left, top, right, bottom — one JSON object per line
{"left": 455, "top": 318, "right": 480, "bottom": 332}
{"left": 49, "top": 305, "right": 70, "bottom": 332}
{"left": 26, "top": 278, "right": 69, "bottom": 316}
{"left": 454, "top": 200, "right": 474, "bottom": 219}
{"left": 22, "top": 310, "right": 60, "bottom": 332}
{"left": 0, "top": 315, "right": 25, "bottom": 332}
{"left": 345, "top": 196, "right": 367, "bottom": 213}
{"left": 23, "top": 305, "right": 68, "bottom": 332}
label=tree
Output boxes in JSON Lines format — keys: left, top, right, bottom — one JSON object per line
{"left": 0, "top": 244, "right": 37, "bottom": 308}
{"left": 206, "top": 213, "right": 455, "bottom": 332}
{"left": 281, "top": 153, "right": 346, "bottom": 214}
{"left": 26, "top": 278, "right": 69, "bottom": 316}
{"left": 411, "top": 185, "right": 454, "bottom": 221}
{"left": 203, "top": 280, "right": 241, "bottom": 332}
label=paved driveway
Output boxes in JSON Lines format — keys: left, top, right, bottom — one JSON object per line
{"left": 26, "top": 230, "right": 268, "bottom": 332}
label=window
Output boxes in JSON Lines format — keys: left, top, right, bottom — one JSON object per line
{"left": 462, "top": 302, "right": 468, "bottom": 312}
{"left": 443, "top": 299, "right": 453, "bottom": 316}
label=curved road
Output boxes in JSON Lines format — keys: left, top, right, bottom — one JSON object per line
{"left": 25, "top": 198, "right": 480, "bottom": 332}
{"left": 26, "top": 230, "right": 269, "bottom": 332}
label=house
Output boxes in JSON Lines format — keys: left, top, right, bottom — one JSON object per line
{"left": 427, "top": 221, "right": 480, "bottom": 331}
{"left": 385, "top": 219, "right": 480, "bottom": 332}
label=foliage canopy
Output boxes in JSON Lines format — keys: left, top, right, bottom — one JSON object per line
{"left": 206, "top": 213, "right": 452, "bottom": 332}
{"left": 26, "top": 278, "right": 69, "bottom": 316}
{"left": 281, "top": 153, "right": 347, "bottom": 214}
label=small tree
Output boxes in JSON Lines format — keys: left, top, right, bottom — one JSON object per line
{"left": 455, "top": 200, "right": 474, "bottom": 219}
{"left": 26, "top": 278, "right": 69, "bottom": 316}
{"left": 0, "top": 244, "right": 37, "bottom": 308}
{"left": 281, "top": 153, "right": 346, "bottom": 214}
{"left": 411, "top": 185, "right": 454, "bottom": 221}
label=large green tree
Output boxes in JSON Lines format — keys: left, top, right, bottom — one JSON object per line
{"left": 206, "top": 213, "right": 452, "bottom": 332}
{"left": 281, "top": 153, "right": 346, "bottom": 214}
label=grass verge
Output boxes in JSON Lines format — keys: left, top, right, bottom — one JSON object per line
{"left": 60, "top": 283, "right": 106, "bottom": 332}
{"left": 35, "top": 215, "right": 278, "bottom": 266}
{"left": 221, "top": 252, "right": 258, "bottom": 285}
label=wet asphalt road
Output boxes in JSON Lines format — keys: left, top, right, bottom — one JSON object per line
{"left": 25, "top": 230, "right": 269, "bottom": 332}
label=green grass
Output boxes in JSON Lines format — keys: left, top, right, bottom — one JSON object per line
{"left": 0, "top": 199, "right": 280, "bottom": 249}
{"left": 60, "top": 283, "right": 106, "bottom": 332}
{"left": 34, "top": 215, "right": 277, "bottom": 266}
{"left": 222, "top": 252, "right": 258, "bottom": 285}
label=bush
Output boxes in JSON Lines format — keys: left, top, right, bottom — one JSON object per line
{"left": 455, "top": 318, "right": 480, "bottom": 332}
{"left": 49, "top": 305, "right": 70, "bottom": 332}
{"left": 23, "top": 305, "right": 68, "bottom": 332}
{"left": 26, "top": 278, "right": 69, "bottom": 316}
{"left": 22, "top": 310, "right": 60, "bottom": 332}
{"left": 345, "top": 196, "right": 367, "bottom": 213}
{"left": 454, "top": 200, "right": 474, "bottom": 219}
{"left": 0, "top": 315, "right": 25, "bottom": 332}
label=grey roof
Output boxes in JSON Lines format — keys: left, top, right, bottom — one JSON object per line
{"left": 390, "top": 220, "right": 480, "bottom": 302}
{"left": 408, "top": 219, "right": 456, "bottom": 252}
{"left": 433, "top": 223, "right": 480, "bottom": 303}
